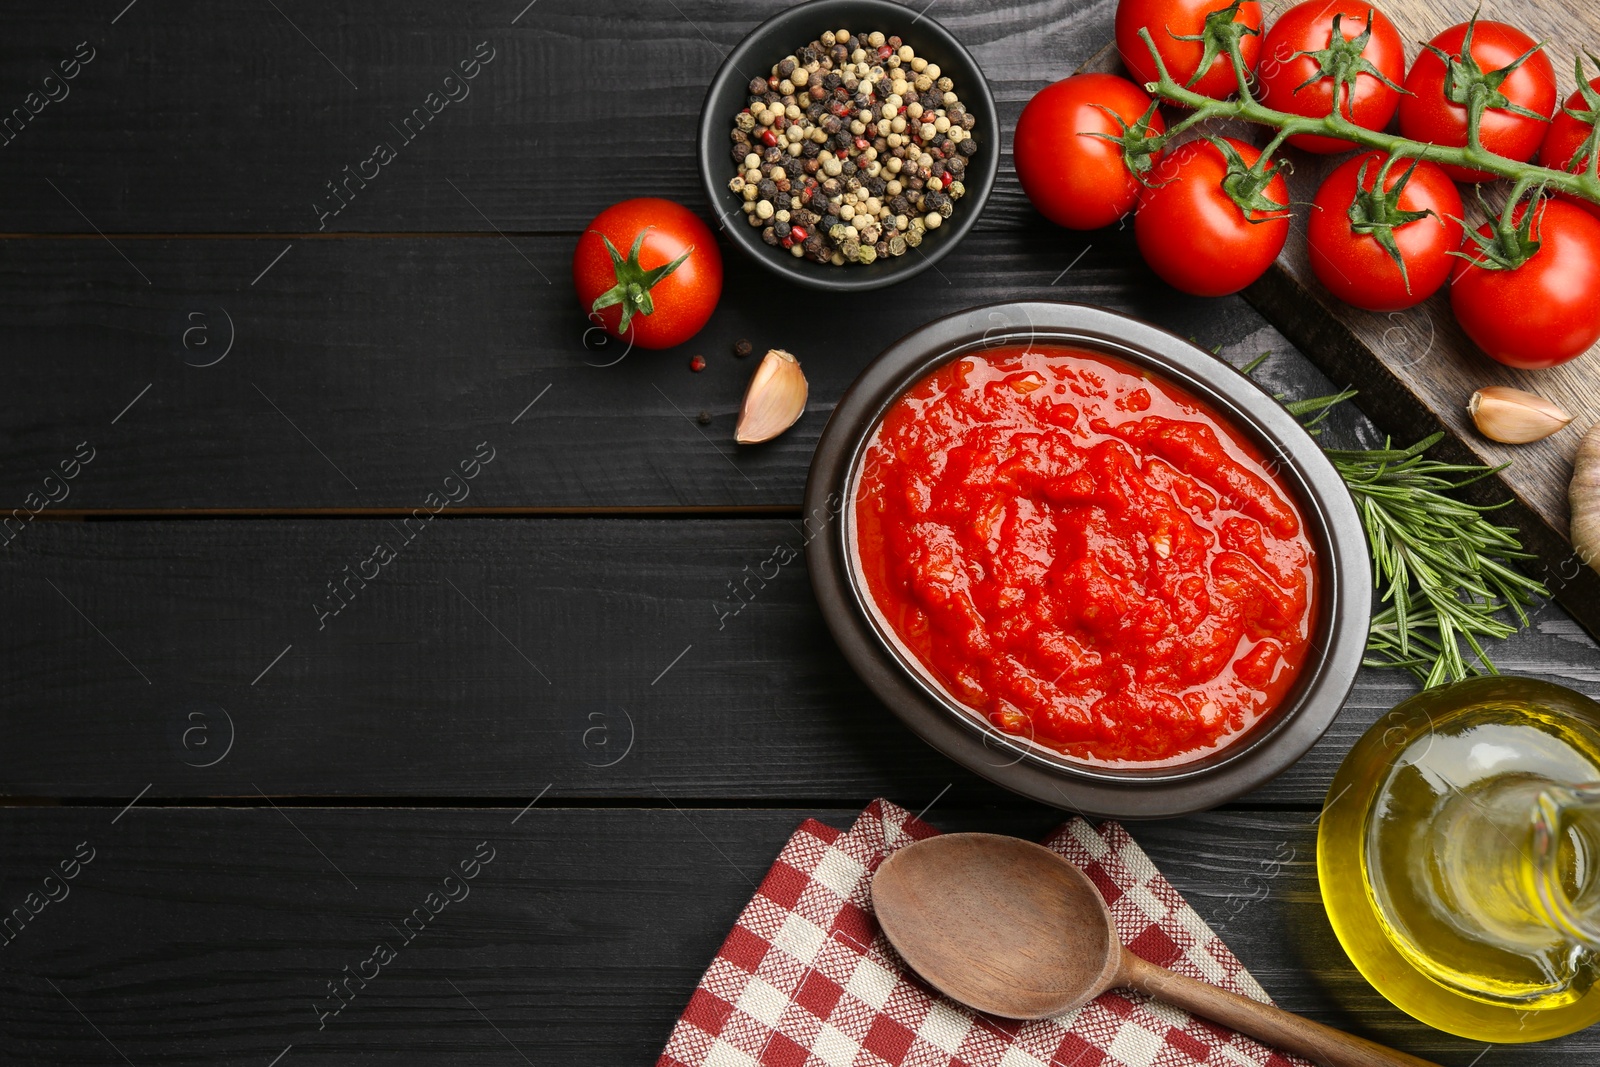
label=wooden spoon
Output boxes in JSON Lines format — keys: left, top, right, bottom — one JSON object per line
{"left": 872, "top": 833, "right": 1439, "bottom": 1067}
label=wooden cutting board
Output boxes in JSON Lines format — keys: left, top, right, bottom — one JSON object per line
{"left": 1087, "top": 0, "right": 1600, "bottom": 641}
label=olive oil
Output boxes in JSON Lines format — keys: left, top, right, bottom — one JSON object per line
{"left": 1320, "top": 677, "right": 1600, "bottom": 1042}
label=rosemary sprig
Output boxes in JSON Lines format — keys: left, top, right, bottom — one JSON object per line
{"left": 1248, "top": 373, "right": 1548, "bottom": 686}
{"left": 1325, "top": 435, "right": 1546, "bottom": 686}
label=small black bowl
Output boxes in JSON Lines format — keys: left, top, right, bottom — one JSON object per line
{"left": 805, "top": 302, "right": 1372, "bottom": 818}
{"left": 697, "top": 0, "right": 999, "bottom": 292}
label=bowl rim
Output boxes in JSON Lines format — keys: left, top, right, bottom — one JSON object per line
{"left": 804, "top": 300, "right": 1372, "bottom": 818}
{"left": 696, "top": 0, "right": 1000, "bottom": 293}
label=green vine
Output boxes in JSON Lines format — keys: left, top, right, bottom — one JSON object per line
{"left": 1124, "top": 21, "right": 1600, "bottom": 209}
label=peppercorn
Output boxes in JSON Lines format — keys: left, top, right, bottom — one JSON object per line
{"left": 696, "top": 409, "right": 712, "bottom": 424}
{"left": 957, "top": 138, "right": 977, "bottom": 157}
{"left": 733, "top": 338, "right": 753, "bottom": 358}
{"left": 690, "top": 355, "right": 706, "bottom": 372}
{"left": 728, "top": 29, "right": 976, "bottom": 269}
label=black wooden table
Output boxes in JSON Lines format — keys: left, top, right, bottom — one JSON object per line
{"left": 3, "top": 2, "right": 1597, "bottom": 1064}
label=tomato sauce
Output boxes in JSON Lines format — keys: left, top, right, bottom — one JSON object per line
{"left": 852, "top": 345, "right": 1317, "bottom": 766}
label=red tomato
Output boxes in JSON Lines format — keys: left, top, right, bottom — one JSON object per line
{"left": 1308, "top": 152, "right": 1463, "bottom": 312}
{"left": 1116, "top": 0, "right": 1262, "bottom": 101}
{"left": 1538, "top": 76, "right": 1600, "bottom": 219}
{"left": 1398, "top": 20, "right": 1556, "bottom": 183}
{"left": 573, "top": 198, "right": 722, "bottom": 350}
{"left": 1135, "top": 137, "right": 1289, "bottom": 296}
{"left": 1014, "top": 74, "right": 1167, "bottom": 230}
{"left": 1256, "top": 2, "right": 1406, "bottom": 154}
{"left": 1450, "top": 199, "right": 1600, "bottom": 369}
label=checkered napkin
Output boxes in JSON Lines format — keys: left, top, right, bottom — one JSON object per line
{"left": 658, "top": 799, "right": 1310, "bottom": 1067}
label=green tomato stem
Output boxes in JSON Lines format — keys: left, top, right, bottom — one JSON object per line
{"left": 1134, "top": 27, "right": 1600, "bottom": 207}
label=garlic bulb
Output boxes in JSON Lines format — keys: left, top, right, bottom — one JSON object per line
{"left": 1467, "top": 387, "right": 1573, "bottom": 444}
{"left": 736, "top": 349, "right": 807, "bottom": 444}
{"left": 1573, "top": 421, "right": 1600, "bottom": 574}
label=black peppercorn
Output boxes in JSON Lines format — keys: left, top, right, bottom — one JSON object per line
{"left": 823, "top": 72, "right": 842, "bottom": 90}
{"left": 761, "top": 226, "right": 779, "bottom": 246}
{"left": 762, "top": 145, "right": 783, "bottom": 164}
{"left": 865, "top": 175, "right": 887, "bottom": 197}
{"left": 783, "top": 156, "right": 804, "bottom": 177}
{"left": 733, "top": 338, "right": 754, "bottom": 358}
{"left": 778, "top": 58, "right": 796, "bottom": 77}
{"left": 840, "top": 159, "right": 857, "bottom": 177}
{"left": 748, "top": 77, "right": 767, "bottom": 94}
{"left": 757, "top": 179, "right": 778, "bottom": 201}
{"left": 957, "top": 138, "right": 977, "bottom": 156}
{"left": 774, "top": 219, "right": 791, "bottom": 240}
{"left": 920, "top": 92, "right": 941, "bottom": 110}
{"left": 731, "top": 128, "right": 749, "bottom": 143}
{"left": 889, "top": 194, "right": 910, "bottom": 216}
{"left": 731, "top": 145, "right": 749, "bottom": 164}
{"left": 801, "top": 140, "right": 821, "bottom": 159}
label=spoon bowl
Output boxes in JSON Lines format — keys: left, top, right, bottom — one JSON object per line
{"left": 871, "top": 833, "right": 1441, "bottom": 1067}
{"left": 873, "top": 832, "right": 1117, "bottom": 1018}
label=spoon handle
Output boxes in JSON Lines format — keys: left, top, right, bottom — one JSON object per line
{"left": 1117, "top": 950, "right": 1441, "bottom": 1067}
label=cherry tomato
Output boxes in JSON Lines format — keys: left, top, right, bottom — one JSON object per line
{"left": 1135, "top": 137, "right": 1289, "bottom": 296}
{"left": 573, "top": 198, "right": 722, "bottom": 350}
{"left": 1308, "top": 152, "right": 1463, "bottom": 312}
{"left": 1538, "top": 76, "right": 1600, "bottom": 220}
{"left": 1450, "top": 199, "right": 1600, "bottom": 369}
{"left": 1014, "top": 74, "right": 1167, "bottom": 230}
{"left": 1256, "top": 2, "right": 1406, "bottom": 154}
{"left": 1398, "top": 20, "right": 1556, "bottom": 183}
{"left": 1116, "top": 0, "right": 1262, "bottom": 101}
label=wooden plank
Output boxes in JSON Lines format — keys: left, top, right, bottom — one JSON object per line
{"left": 0, "top": 230, "right": 1320, "bottom": 510}
{"left": 0, "top": 805, "right": 1568, "bottom": 1064}
{"left": 0, "top": 0, "right": 1097, "bottom": 235}
{"left": 5, "top": 517, "right": 1597, "bottom": 803}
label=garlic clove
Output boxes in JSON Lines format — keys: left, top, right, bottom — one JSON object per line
{"left": 1467, "top": 386, "right": 1573, "bottom": 444}
{"left": 736, "top": 348, "right": 808, "bottom": 444}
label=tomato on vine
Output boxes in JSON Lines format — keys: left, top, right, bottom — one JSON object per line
{"left": 1451, "top": 196, "right": 1600, "bottom": 369}
{"left": 1308, "top": 152, "right": 1463, "bottom": 312}
{"left": 1399, "top": 19, "right": 1556, "bottom": 183}
{"left": 1116, "top": 0, "right": 1262, "bottom": 102}
{"left": 1256, "top": 2, "right": 1406, "bottom": 154}
{"left": 1539, "top": 71, "right": 1600, "bottom": 219}
{"left": 1014, "top": 74, "right": 1166, "bottom": 230}
{"left": 573, "top": 198, "right": 723, "bottom": 350}
{"left": 1135, "top": 136, "right": 1289, "bottom": 296}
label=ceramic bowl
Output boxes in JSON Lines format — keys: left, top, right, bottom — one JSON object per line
{"left": 804, "top": 301, "right": 1371, "bottom": 817}
{"left": 697, "top": 0, "right": 999, "bottom": 292}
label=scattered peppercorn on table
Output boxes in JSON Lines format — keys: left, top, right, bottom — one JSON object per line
{"left": 1, "top": 1, "right": 1598, "bottom": 1065}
